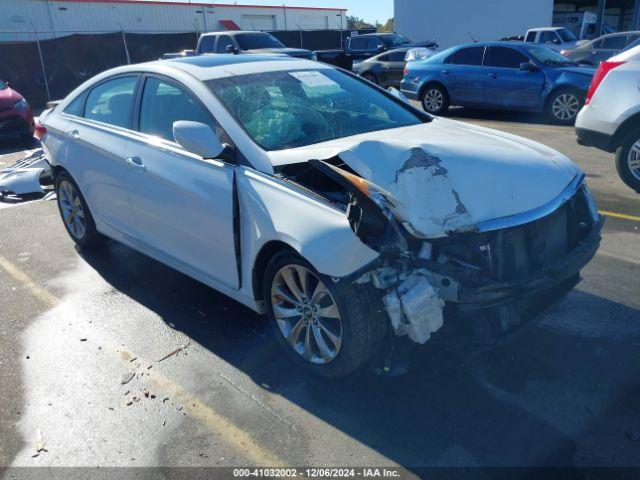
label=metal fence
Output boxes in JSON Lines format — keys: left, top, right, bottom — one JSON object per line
{"left": 0, "top": 28, "right": 375, "bottom": 109}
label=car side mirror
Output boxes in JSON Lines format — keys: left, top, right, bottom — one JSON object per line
{"left": 173, "top": 121, "right": 225, "bottom": 159}
{"left": 377, "top": 44, "right": 386, "bottom": 52}
{"left": 225, "top": 44, "right": 238, "bottom": 54}
{"left": 520, "top": 62, "right": 538, "bottom": 72}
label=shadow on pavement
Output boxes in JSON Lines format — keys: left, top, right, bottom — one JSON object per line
{"left": 77, "top": 240, "right": 640, "bottom": 476}
{"left": 441, "top": 107, "right": 558, "bottom": 126}
{"left": 0, "top": 138, "right": 39, "bottom": 157}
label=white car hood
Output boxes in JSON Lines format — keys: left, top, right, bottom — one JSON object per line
{"left": 275, "top": 118, "right": 582, "bottom": 238}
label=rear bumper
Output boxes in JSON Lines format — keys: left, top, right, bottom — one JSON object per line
{"left": 576, "top": 127, "right": 615, "bottom": 153}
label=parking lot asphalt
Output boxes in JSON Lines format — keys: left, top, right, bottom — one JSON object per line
{"left": 0, "top": 110, "right": 639, "bottom": 478}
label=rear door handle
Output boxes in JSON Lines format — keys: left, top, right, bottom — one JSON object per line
{"left": 442, "top": 69, "right": 450, "bottom": 75}
{"left": 126, "top": 156, "right": 146, "bottom": 171}
{"left": 488, "top": 72, "right": 498, "bottom": 79}
{"left": 66, "top": 130, "right": 80, "bottom": 139}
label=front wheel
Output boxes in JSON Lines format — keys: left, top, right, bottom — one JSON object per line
{"left": 421, "top": 84, "right": 450, "bottom": 115}
{"left": 264, "top": 252, "right": 387, "bottom": 378}
{"left": 615, "top": 127, "right": 640, "bottom": 193}
{"left": 547, "top": 88, "right": 583, "bottom": 125}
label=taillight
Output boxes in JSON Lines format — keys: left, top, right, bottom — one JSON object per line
{"left": 585, "top": 61, "right": 625, "bottom": 105}
{"left": 34, "top": 123, "right": 47, "bottom": 140}
{"left": 403, "top": 65, "right": 409, "bottom": 76}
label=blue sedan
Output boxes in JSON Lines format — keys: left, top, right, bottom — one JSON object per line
{"left": 401, "top": 42, "right": 595, "bottom": 124}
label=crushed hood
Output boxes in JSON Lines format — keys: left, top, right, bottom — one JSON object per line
{"left": 288, "top": 118, "right": 582, "bottom": 238}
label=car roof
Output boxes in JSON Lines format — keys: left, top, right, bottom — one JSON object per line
{"left": 158, "top": 54, "right": 328, "bottom": 81}
{"left": 200, "top": 31, "right": 272, "bottom": 37}
{"left": 529, "top": 27, "right": 565, "bottom": 32}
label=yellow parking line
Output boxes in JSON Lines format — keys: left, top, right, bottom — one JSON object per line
{"left": 0, "top": 253, "right": 288, "bottom": 467}
{"left": 0, "top": 254, "right": 58, "bottom": 307}
{"left": 599, "top": 210, "right": 640, "bottom": 222}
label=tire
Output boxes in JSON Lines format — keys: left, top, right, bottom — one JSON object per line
{"left": 263, "top": 251, "right": 388, "bottom": 378}
{"left": 615, "top": 127, "right": 640, "bottom": 193}
{"left": 547, "top": 87, "right": 583, "bottom": 125}
{"left": 362, "top": 72, "right": 378, "bottom": 85}
{"left": 421, "top": 84, "right": 450, "bottom": 115}
{"left": 54, "top": 171, "right": 104, "bottom": 249}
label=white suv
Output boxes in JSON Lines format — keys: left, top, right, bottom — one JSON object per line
{"left": 575, "top": 45, "right": 640, "bottom": 192}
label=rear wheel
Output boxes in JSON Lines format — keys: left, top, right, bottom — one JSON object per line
{"left": 547, "top": 88, "right": 582, "bottom": 125}
{"left": 264, "top": 251, "right": 387, "bottom": 378}
{"left": 615, "top": 127, "right": 640, "bottom": 193}
{"left": 55, "top": 171, "right": 103, "bottom": 249}
{"left": 421, "top": 84, "right": 450, "bottom": 115}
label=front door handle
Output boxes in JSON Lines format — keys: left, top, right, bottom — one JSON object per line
{"left": 126, "top": 156, "right": 146, "bottom": 171}
{"left": 442, "top": 69, "right": 450, "bottom": 75}
{"left": 66, "top": 130, "right": 80, "bottom": 139}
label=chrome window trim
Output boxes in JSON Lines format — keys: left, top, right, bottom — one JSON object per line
{"left": 476, "top": 173, "right": 585, "bottom": 233}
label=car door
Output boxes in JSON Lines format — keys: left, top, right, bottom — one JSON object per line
{"left": 484, "top": 46, "right": 545, "bottom": 110}
{"left": 124, "top": 75, "right": 239, "bottom": 289}
{"left": 382, "top": 50, "right": 408, "bottom": 88}
{"left": 593, "top": 34, "right": 627, "bottom": 64}
{"left": 446, "top": 46, "right": 486, "bottom": 106}
{"left": 216, "top": 35, "right": 234, "bottom": 54}
{"left": 62, "top": 74, "right": 139, "bottom": 235}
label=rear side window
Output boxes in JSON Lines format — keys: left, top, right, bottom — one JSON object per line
{"left": 525, "top": 31, "right": 536, "bottom": 42}
{"left": 350, "top": 37, "right": 368, "bottom": 51}
{"left": 217, "top": 35, "right": 234, "bottom": 53}
{"left": 64, "top": 93, "right": 85, "bottom": 116}
{"left": 626, "top": 34, "right": 640, "bottom": 46}
{"left": 487, "top": 47, "right": 529, "bottom": 69}
{"left": 199, "top": 36, "right": 215, "bottom": 54}
{"left": 84, "top": 76, "right": 137, "bottom": 128}
{"left": 388, "top": 51, "right": 407, "bottom": 62}
{"left": 601, "top": 35, "right": 626, "bottom": 49}
{"left": 139, "top": 77, "right": 214, "bottom": 142}
{"left": 452, "top": 47, "right": 485, "bottom": 66}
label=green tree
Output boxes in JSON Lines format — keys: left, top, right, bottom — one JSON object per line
{"left": 346, "top": 15, "right": 375, "bottom": 30}
{"left": 378, "top": 18, "right": 394, "bottom": 33}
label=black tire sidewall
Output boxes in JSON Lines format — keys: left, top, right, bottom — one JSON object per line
{"left": 421, "top": 85, "right": 449, "bottom": 115}
{"left": 54, "top": 171, "right": 101, "bottom": 248}
{"left": 263, "top": 251, "right": 373, "bottom": 378}
{"left": 615, "top": 128, "right": 640, "bottom": 193}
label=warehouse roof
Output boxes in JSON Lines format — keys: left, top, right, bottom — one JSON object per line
{"left": 43, "top": 0, "right": 347, "bottom": 11}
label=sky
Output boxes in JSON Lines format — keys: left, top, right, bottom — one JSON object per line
{"left": 182, "top": 0, "right": 394, "bottom": 25}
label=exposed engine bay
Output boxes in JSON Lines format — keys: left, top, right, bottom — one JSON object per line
{"left": 275, "top": 146, "right": 603, "bottom": 349}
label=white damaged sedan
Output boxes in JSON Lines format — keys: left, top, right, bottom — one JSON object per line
{"left": 39, "top": 55, "right": 602, "bottom": 377}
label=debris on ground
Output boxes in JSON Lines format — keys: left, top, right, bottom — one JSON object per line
{"left": 121, "top": 371, "right": 136, "bottom": 385}
{"left": 35, "top": 428, "right": 47, "bottom": 454}
{"left": 0, "top": 149, "right": 54, "bottom": 203}
{"left": 157, "top": 342, "right": 191, "bottom": 362}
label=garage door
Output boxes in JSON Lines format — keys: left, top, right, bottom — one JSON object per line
{"left": 298, "top": 15, "right": 329, "bottom": 30}
{"left": 241, "top": 14, "right": 276, "bottom": 31}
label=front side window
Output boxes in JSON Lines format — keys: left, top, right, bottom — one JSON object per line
{"left": 217, "top": 36, "right": 234, "bottom": 53}
{"left": 381, "top": 34, "right": 411, "bottom": 48}
{"left": 208, "top": 69, "right": 423, "bottom": 151}
{"left": 350, "top": 37, "right": 367, "bottom": 51}
{"left": 602, "top": 35, "right": 626, "bottom": 49}
{"left": 388, "top": 51, "right": 408, "bottom": 62}
{"left": 84, "top": 76, "right": 137, "bottom": 128}
{"left": 139, "top": 77, "right": 214, "bottom": 142}
{"left": 525, "top": 46, "right": 574, "bottom": 66}
{"left": 487, "top": 47, "right": 529, "bottom": 69}
{"left": 452, "top": 47, "right": 485, "bottom": 66}
{"left": 557, "top": 28, "right": 577, "bottom": 42}
{"left": 540, "top": 31, "right": 560, "bottom": 44}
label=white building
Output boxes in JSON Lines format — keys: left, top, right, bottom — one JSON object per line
{"left": 1, "top": 0, "right": 347, "bottom": 42}
{"left": 395, "top": 0, "right": 555, "bottom": 48}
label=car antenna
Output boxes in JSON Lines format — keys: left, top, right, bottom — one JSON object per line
{"left": 467, "top": 32, "right": 477, "bottom": 42}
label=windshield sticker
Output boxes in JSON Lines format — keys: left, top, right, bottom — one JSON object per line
{"left": 289, "top": 71, "right": 338, "bottom": 88}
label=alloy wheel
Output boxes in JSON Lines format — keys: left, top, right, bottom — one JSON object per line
{"left": 423, "top": 88, "right": 444, "bottom": 112}
{"left": 270, "top": 264, "right": 343, "bottom": 365}
{"left": 58, "top": 180, "right": 86, "bottom": 240}
{"left": 551, "top": 93, "right": 580, "bottom": 121}
{"left": 628, "top": 140, "right": 640, "bottom": 181}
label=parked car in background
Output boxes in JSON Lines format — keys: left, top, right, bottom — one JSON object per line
{"left": 0, "top": 79, "right": 34, "bottom": 144}
{"left": 524, "top": 27, "right": 583, "bottom": 51}
{"left": 196, "top": 31, "right": 315, "bottom": 59}
{"left": 402, "top": 42, "right": 594, "bottom": 124}
{"left": 38, "top": 54, "right": 601, "bottom": 377}
{"left": 316, "top": 33, "right": 438, "bottom": 71}
{"left": 163, "top": 31, "right": 314, "bottom": 60}
{"left": 352, "top": 47, "right": 412, "bottom": 88}
{"left": 576, "top": 45, "right": 640, "bottom": 192}
{"left": 560, "top": 31, "right": 640, "bottom": 66}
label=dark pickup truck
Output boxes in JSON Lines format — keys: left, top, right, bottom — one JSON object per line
{"left": 316, "top": 33, "right": 438, "bottom": 70}
{"left": 163, "top": 31, "right": 314, "bottom": 60}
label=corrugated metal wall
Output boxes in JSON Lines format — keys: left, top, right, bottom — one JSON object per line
{"left": 0, "top": 0, "right": 346, "bottom": 42}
